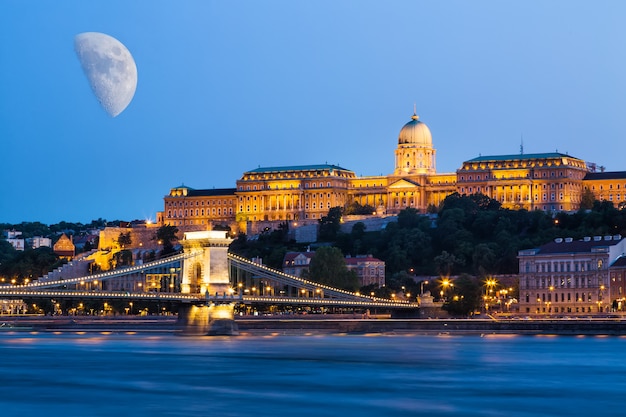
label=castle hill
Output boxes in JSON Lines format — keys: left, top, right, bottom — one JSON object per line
{"left": 2, "top": 112, "right": 626, "bottom": 334}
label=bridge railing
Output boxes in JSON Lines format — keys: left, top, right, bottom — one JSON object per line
{"left": 0, "top": 250, "right": 203, "bottom": 291}
{"left": 228, "top": 253, "right": 416, "bottom": 305}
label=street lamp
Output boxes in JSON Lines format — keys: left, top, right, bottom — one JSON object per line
{"left": 484, "top": 278, "right": 498, "bottom": 311}
{"left": 441, "top": 278, "right": 452, "bottom": 301}
{"left": 420, "top": 280, "right": 429, "bottom": 296}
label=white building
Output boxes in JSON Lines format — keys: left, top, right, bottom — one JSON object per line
{"left": 29, "top": 237, "right": 52, "bottom": 249}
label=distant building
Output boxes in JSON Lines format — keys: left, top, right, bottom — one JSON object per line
{"left": 3, "top": 230, "right": 22, "bottom": 239}
{"left": 609, "top": 256, "right": 626, "bottom": 311}
{"left": 7, "top": 237, "right": 25, "bottom": 251}
{"left": 583, "top": 171, "right": 626, "bottom": 207}
{"left": 282, "top": 251, "right": 316, "bottom": 277}
{"left": 53, "top": 233, "right": 75, "bottom": 260}
{"left": 72, "top": 235, "right": 97, "bottom": 251}
{"left": 3, "top": 230, "right": 24, "bottom": 251}
{"left": 518, "top": 235, "right": 626, "bottom": 315}
{"left": 29, "top": 236, "right": 52, "bottom": 249}
{"left": 160, "top": 186, "right": 237, "bottom": 233}
{"left": 345, "top": 255, "right": 386, "bottom": 288}
{"left": 282, "top": 251, "right": 386, "bottom": 288}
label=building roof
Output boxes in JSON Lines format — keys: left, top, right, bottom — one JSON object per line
{"left": 533, "top": 236, "right": 624, "bottom": 255}
{"left": 53, "top": 233, "right": 75, "bottom": 257}
{"left": 283, "top": 251, "right": 316, "bottom": 262}
{"left": 584, "top": 171, "right": 626, "bottom": 181}
{"left": 245, "top": 164, "right": 351, "bottom": 174}
{"left": 398, "top": 114, "right": 432, "bottom": 147}
{"left": 345, "top": 255, "right": 384, "bottom": 265}
{"left": 186, "top": 188, "right": 236, "bottom": 197}
{"left": 611, "top": 256, "right": 626, "bottom": 268}
{"left": 168, "top": 187, "right": 236, "bottom": 197}
{"left": 464, "top": 152, "right": 581, "bottom": 163}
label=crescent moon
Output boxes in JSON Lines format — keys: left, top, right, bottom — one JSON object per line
{"left": 74, "top": 32, "right": 137, "bottom": 117}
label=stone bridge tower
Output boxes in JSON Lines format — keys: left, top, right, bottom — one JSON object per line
{"left": 180, "top": 230, "right": 233, "bottom": 295}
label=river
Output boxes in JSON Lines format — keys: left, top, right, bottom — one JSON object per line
{"left": 0, "top": 331, "right": 622, "bottom": 416}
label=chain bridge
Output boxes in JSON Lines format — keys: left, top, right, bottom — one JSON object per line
{"left": 0, "top": 230, "right": 419, "bottom": 333}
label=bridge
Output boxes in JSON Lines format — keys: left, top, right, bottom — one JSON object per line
{"left": 0, "top": 230, "right": 419, "bottom": 333}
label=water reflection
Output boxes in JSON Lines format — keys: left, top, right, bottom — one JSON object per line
{"left": 0, "top": 333, "right": 623, "bottom": 416}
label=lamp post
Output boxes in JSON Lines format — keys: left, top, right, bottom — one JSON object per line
{"left": 420, "top": 280, "right": 429, "bottom": 296}
{"left": 484, "top": 278, "right": 498, "bottom": 312}
{"left": 599, "top": 284, "right": 606, "bottom": 313}
{"left": 441, "top": 278, "right": 452, "bottom": 301}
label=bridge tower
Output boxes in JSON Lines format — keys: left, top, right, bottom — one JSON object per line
{"left": 178, "top": 230, "right": 238, "bottom": 335}
{"left": 180, "top": 231, "right": 233, "bottom": 295}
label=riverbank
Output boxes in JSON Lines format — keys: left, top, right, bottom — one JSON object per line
{"left": 236, "top": 317, "right": 626, "bottom": 335}
{"left": 5, "top": 315, "right": 626, "bottom": 335}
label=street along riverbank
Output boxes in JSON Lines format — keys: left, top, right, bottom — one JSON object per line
{"left": 5, "top": 315, "right": 626, "bottom": 335}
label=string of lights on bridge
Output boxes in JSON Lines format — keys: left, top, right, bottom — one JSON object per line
{"left": 0, "top": 251, "right": 419, "bottom": 309}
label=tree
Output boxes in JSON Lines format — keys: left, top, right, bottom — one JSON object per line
{"left": 344, "top": 201, "right": 376, "bottom": 215}
{"left": 397, "top": 207, "right": 423, "bottom": 229}
{"left": 434, "top": 250, "right": 464, "bottom": 276}
{"left": 580, "top": 188, "right": 595, "bottom": 210}
{"left": 112, "top": 249, "right": 133, "bottom": 268}
{"left": 117, "top": 231, "right": 132, "bottom": 249}
{"left": 471, "top": 243, "right": 498, "bottom": 275}
{"left": 443, "top": 274, "right": 481, "bottom": 317}
{"left": 156, "top": 225, "right": 179, "bottom": 256}
{"left": 304, "top": 246, "right": 359, "bottom": 291}
{"left": 319, "top": 207, "right": 343, "bottom": 241}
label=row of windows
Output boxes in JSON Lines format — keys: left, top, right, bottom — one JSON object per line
{"left": 240, "top": 202, "right": 333, "bottom": 212}
{"left": 239, "top": 193, "right": 335, "bottom": 201}
{"left": 239, "top": 182, "right": 338, "bottom": 191}
{"left": 525, "top": 259, "right": 605, "bottom": 273}
{"left": 591, "top": 183, "right": 626, "bottom": 190}
{"left": 458, "top": 190, "right": 565, "bottom": 203}
{"left": 166, "top": 199, "right": 233, "bottom": 207}
{"left": 527, "top": 306, "right": 597, "bottom": 313}
{"left": 523, "top": 276, "right": 605, "bottom": 289}
{"left": 525, "top": 292, "right": 602, "bottom": 303}
{"left": 244, "top": 171, "right": 353, "bottom": 180}
{"left": 459, "top": 170, "right": 572, "bottom": 181}
{"left": 463, "top": 159, "right": 584, "bottom": 170}
{"left": 356, "top": 183, "right": 386, "bottom": 188}
{"left": 167, "top": 208, "right": 233, "bottom": 218}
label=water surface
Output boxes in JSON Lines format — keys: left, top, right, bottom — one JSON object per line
{"left": 0, "top": 332, "right": 621, "bottom": 416}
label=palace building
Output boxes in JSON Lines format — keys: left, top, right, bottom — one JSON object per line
{"left": 157, "top": 111, "right": 625, "bottom": 235}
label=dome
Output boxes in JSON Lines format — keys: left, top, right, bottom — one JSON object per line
{"left": 398, "top": 113, "right": 432, "bottom": 146}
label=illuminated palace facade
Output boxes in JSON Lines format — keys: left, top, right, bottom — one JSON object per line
{"left": 157, "top": 112, "right": 626, "bottom": 234}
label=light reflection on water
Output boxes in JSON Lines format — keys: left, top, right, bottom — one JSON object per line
{"left": 0, "top": 332, "right": 624, "bottom": 417}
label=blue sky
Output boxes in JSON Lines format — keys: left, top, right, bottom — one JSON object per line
{"left": 2, "top": 1, "right": 626, "bottom": 225}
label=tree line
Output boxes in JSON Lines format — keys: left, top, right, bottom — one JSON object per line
{"left": 230, "top": 193, "right": 626, "bottom": 312}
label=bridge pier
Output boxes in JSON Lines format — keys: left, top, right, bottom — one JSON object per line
{"left": 177, "top": 303, "right": 239, "bottom": 336}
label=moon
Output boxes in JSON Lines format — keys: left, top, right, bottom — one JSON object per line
{"left": 74, "top": 32, "right": 137, "bottom": 117}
